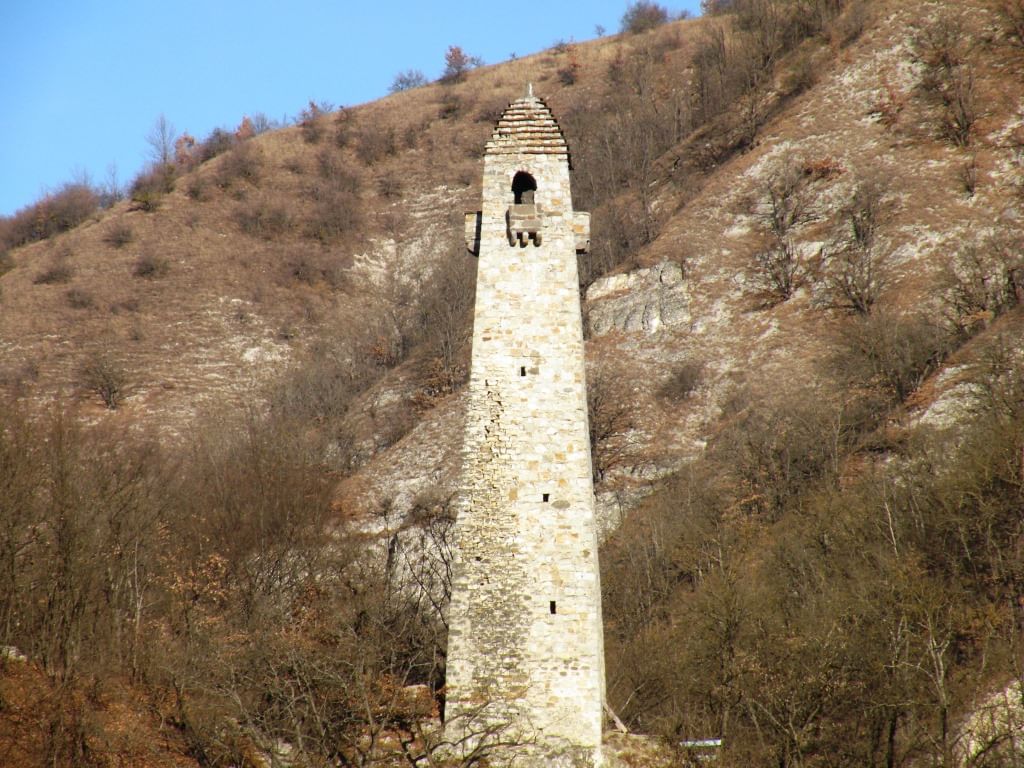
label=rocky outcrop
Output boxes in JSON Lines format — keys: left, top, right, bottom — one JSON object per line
{"left": 585, "top": 261, "right": 689, "bottom": 336}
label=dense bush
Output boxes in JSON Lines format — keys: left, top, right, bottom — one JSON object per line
{"left": 33, "top": 255, "right": 74, "bottom": 285}
{"left": 620, "top": 1, "right": 670, "bottom": 34}
{"left": 441, "top": 45, "right": 482, "bottom": 83}
{"left": 64, "top": 288, "right": 94, "bottom": 310}
{"left": 103, "top": 222, "right": 134, "bottom": 248}
{"left": 216, "top": 141, "right": 262, "bottom": 188}
{"left": 132, "top": 251, "right": 170, "bottom": 279}
{"left": 996, "top": 0, "right": 1024, "bottom": 47}
{"left": 658, "top": 359, "right": 705, "bottom": 401}
{"left": 0, "top": 183, "right": 100, "bottom": 251}
{"left": 235, "top": 200, "right": 292, "bottom": 239}
{"left": 130, "top": 163, "right": 175, "bottom": 211}
{"left": 298, "top": 99, "right": 333, "bottom": 144}
{"left": 603, "top": 350, "right": 1024, "bottom": 766}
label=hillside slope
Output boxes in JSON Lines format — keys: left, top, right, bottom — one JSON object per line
{"left": 3, "top": 0, "right": 1024, "bottom": 764}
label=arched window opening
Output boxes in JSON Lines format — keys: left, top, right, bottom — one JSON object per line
{"left": 512, "top": 171, "right": 537, "bottom": 204}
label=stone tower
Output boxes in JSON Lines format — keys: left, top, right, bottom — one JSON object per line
{"left": 445, "top": 89, "right": 605, "bottom": 766}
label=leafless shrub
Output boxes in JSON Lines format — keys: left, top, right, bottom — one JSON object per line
{"left": 249, "top": 113, "right": 276, "bottom": 135}
{"left": 130, "top": 163, "right": 175, "bottom": 211}
{"left": 822, "top": 175, "right": 888, "bottom": 314}
{"left": 306, "top": 183, "right": 363, "bottom": 244}
{"left": 314, "top": 150, "right": 359, "bottom": 190}
{"left": 409, "top": 256, "right": 477, "bottom": 406}
{"left": 557, "top": 45, "right": 582, "bottom": 86}
{"left": 355, "top": 126, "right": 398, "bottom": 165}
{"left": 784, "top": 47, "right": 818, "bottom": 95}
{"left": 390, "top": 69, "right": 427, "bottom": 92}
{"left": 216, "top": 141, "right": 262, "bottom": 188}
{"left": 961, "top": 153, "right": 979, "bottom": 196}
{"left": 441, "top": 45, "right": 482, "bottom": 84}
{"left": 871, "top": 81, "right": 907, "bottom": 129}
{"left": 832, "top": 309, "right": 950, "bottom": 403}
{"left": 578, "top": 198, "right": 647, "bottom": 289}
{"left": 235, "top": 200, "right": 292, "bottom": 239}
{"left": 701, "top": 0, "right": 731, "bottom": 14}
{"left": 763, "top": 158, "right": 809, "bottom": 239}
{"left": 298, "top": 99, "right": 333, "bottom": 143}
{"left": 197, "top": 128, "right": 236, "bottom": 163}
{"left": 588, "top": 370, "right": 636, "bottom": 483}
{"left": 942, "top": 232, "right": 1024, "bottom": 337}
{"left": 830, "top": 0, "right": 869, "bottom": 47}
{"left": 305, "top": 159, "right": 362, "bottom": 244}
{"left": 65, "top": 288, "right": 94, "bottom": 309}
{"left": 285, "top": 253, "right": 346, "bottom": 289}
{"left": 132, "top": 251, "right": 170, "bottom": 279}
{"left": 996, "top": 0, "right": 1024, "bottom": 47}
{"left": 103, "top": 222, "right": 134, "bottom": 248}
{"left": 659, "top": 360, "right": 705, "bottom": 401}
{"left": 939, "top": 65, "right": 977, "bottom": 147}
{"left": 80, "top": 352, "right": 127, "bottom": 409}
{"left": 710, "top": 382, "right": 847, "bottom": 519}
{"left": 0, "top": 183, "right": 99, "bottom": 251}
{"left": 438, "top": 91, "right": 464, "bottom": 120}
{"left": 33, "top": 260, "right": 74, "bottom": 285}
{"left": 748, "top": 158, "right": 814, "bottom": 304}
{"left": 621, "top": 1, "right": 670, "bottom": 34}
{"left": 911, "top": 15, "right": 978, "bottom": 146}
{"left": 377, "top": 172, "right": 403, "bottom": 199}
{"left": 751, "top": 239, "right": 807, "bottom": 305}
{"left": 333, "top": 107, "right": 354, "bottom": 149}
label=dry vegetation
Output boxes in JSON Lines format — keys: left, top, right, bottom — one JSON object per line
{"left": 3, "top": 0, "right": 1024, "bottom": 765}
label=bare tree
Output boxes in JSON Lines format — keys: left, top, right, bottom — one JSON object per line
{"left": 146, "top": 114, "right": 177, "bottom": 167}
{"left": 823, "top": 176, "right": 888, "bottom": 314}
{"left": 748, "top": 158, "right": 813, "bottom": 305}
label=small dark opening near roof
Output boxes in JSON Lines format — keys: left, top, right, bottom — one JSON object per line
{"left": 542, "top": 493, "right": 550, "bottom": 502}
{"left": 550, "top": 600, "right": 557, "bottom": 614}
{"left": 512, "top": 171, "right": 537, "bottom": 204}
{"left": 520, "top": 366, "right": 527, "bottom": 376}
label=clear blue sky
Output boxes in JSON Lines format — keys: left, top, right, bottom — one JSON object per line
{"left": 0, "top": 1, "right": 703, "bottom": 217}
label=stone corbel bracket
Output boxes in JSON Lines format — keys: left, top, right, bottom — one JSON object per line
{"left": 573, "top": 211, "right": 590, "bottom": 254}
{"left": 507, "top": 203, "right": 543, "bottom": 247}
{"left": 465, "top": 211, "right": 482, "bottom": 256}
{"left": 464, "top": 209, "right": 589, "bottom": 254}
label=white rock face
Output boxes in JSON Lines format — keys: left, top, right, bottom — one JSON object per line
{"left": 585, "top": 260, "right": 689, "bottom": 336}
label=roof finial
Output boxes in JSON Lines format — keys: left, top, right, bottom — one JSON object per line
{"left": 527, "top": 82, "right": 534, "bottom": 98}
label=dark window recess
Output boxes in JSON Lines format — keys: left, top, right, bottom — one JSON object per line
{"left": 542, "top": 493, "right": 550, "bottom": 502}
{"left": 520, "top": 366, "right": 527, "bottom": 376}
{"left": 512, "top": 171, "right": 537, "bottom": 204}
{"left": 549, "top": 600, "right": 557, "bottom": 614}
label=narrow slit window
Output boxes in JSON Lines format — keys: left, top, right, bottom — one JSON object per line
{"left": 520, "top": 366, "right": 527, "bottom": 377}
{"left": 542, "top": 493, "right": 550, "bottom": 502}
{"left": 549, "top": 600, "right": 557, "bottom": 615}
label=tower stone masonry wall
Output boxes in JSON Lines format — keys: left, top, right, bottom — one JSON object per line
{"left": 446, "top": 92, "right": 606, "bottom": 766}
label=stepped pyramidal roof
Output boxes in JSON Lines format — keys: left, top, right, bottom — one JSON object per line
{"left": 485, "top": 85, "right": 571, "bottom": 167}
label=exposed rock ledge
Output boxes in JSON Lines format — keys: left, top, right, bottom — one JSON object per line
{"left": 584, "top": 260, "right": 689, "bottom": 336}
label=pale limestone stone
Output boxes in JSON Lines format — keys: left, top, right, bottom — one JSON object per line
{"left": 585, "top": 260, "right": 690, "bottom": 337}
{"left": 445, "top": 92, "right": 606, "bottom": 767}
